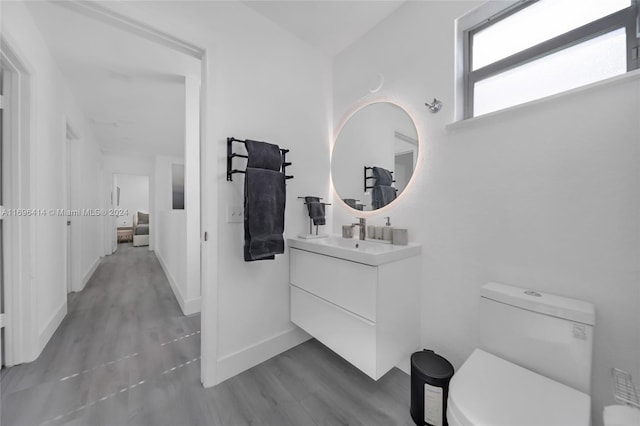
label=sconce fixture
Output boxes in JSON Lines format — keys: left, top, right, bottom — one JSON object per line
{"left": 425, "top": 98, "right": 443, "bottom": 113}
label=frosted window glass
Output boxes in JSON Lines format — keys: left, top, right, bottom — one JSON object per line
{"left": 473, "top": 0, "right": 631, "bottom": 70}
{"left": 474, "top": 28, "right": 626, "bottom": 117}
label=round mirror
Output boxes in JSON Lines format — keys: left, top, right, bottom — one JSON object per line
{"left": 331, "top": 102, "right": 419, "bottom": 211}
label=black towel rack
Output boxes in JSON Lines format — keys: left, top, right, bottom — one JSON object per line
{"left": 227, "top": 137, "right": 293, "bottom": 181}
{"left": 298, "top": 197, "right": 331, "bottom": 235}
{"left": 364, "top": 166, "right": 395, "bottom": 191}
{"left": 297, "top": 196, "right": 332, "bottom": 206}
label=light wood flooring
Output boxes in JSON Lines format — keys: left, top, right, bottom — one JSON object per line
{"left": 1, "top": 243, "right": 413, "bottom": 426}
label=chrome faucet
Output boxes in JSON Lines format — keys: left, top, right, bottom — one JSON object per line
{"left": 351, "top": 217, "right": 366, "bottom": 240}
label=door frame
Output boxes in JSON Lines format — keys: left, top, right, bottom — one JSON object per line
{"left": 65, "top": 120, "right": 81, "bottom": 293}
{"left": 0, "top": 35, "right": 36, "bottom": 366}
{"left": 60, "top": 1, "right": 218, "bottom": 384}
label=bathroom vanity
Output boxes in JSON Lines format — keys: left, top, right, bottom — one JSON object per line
{"left": 288, "top": 236, "right": 421, "bottom": 380}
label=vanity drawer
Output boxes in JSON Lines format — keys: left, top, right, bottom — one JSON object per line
{"left": 290, "top": 248, "right": 377, "bottom": 321}
{"left": 290, "top": 285, "right": 376, "bottom": 378}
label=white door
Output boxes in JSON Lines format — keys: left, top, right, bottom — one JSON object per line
{"left": 66, "top": 137, "right": 71, "bottom": 293}
{"left": 0, "top": 64, "right": 6, "bottom": 368}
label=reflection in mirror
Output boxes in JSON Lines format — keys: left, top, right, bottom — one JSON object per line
{"left": 331, "top": 102, "right": 418, "bottom": 211}
{"left": 172, "top": 163, "right": 185, "bottom": 210}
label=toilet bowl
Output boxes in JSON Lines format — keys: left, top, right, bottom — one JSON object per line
{"left": 447, "top": 349, "right": 590, "bottom": 426}
{"left": 446, "top": 283, "right": 595, "bottom": 426}
{"left": 603, "top": 405, "right": 640, "bottom": 426}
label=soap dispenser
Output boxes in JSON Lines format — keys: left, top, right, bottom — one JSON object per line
{"left": 383, "top": 216, "right": 393, "bottom": 242}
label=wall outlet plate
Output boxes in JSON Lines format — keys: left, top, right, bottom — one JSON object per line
{"left": 227, "top": 205, "right": 243, "bottom": 223}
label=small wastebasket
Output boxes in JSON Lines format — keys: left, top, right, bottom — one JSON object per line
{"left": 410, "top": 349, "right": 454, "bottom": 426}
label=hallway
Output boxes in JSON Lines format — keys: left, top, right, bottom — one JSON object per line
{"left": 1, "top": 244, "right": 413, "bottom": 426}
{"left": 1, "top": 244, "right": 201, "bottom": 425}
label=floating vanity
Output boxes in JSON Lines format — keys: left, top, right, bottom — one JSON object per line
{"left": 288, "top": 236, "right": 421, "bottom": 380}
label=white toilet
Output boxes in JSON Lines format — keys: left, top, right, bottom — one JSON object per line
{"left": 447, "top": 282, "right": 595, "bottom": 426}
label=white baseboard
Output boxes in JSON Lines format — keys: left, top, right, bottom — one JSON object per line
{"left": 80, "top": 257, "right": 101, "bottom": 291}
{"left": 185, "top": 297, "right": 201, "bottom": 314}
{"left": 156, "top": 250, "right": 200, "bottom": 315}
{"left": 215, "top": 327, "right": 311, "bottom": 385}
{"left": 396, "top": 356, "right": 411, "bottom": 376}
{"left": 38, "top": 299, "right": 67, "bottom": 355}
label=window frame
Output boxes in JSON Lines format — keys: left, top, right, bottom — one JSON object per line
{"left": 463, "top": 0, "right": 640, "bottom": 119}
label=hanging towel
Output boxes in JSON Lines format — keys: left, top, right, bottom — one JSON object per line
{"left": 371, "top": 185, "right": 397, "bottom": 209}
{"left": 244, "top": 167, "right": 285, "bottom": 261}
{"left": 372, "top": 166, "right": 393, "bottom": 186}
{"left": 304, "top": 196, "right": 326, "bottom": 226}
{"left": 245, "top": 139, "right": 282, "bottom": 171}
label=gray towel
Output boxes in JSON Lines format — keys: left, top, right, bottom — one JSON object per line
{"left": 372, "top": 166, "right": 393, "bottom": 186}
{"left": 246, "top": 139, "right": 282, "bottom": 171}
{"left": 304, "top": 196, "right": 325, "bottom": 226}
{"left": 244, "top": 167, "right": 285, "bottom": 261}
{"left": 371, "top": 186, "right": 397, "bottom": 209}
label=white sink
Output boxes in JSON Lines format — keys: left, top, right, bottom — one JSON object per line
{"left": 287, "top": 236, "right": 421, "bottom": 266}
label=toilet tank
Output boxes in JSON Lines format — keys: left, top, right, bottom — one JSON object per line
{"left": 480, "top": 282, "right": 595, "bottom": 394}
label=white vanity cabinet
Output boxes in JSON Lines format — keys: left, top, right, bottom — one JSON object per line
{"left": 289, "top": 243, "right": 421, "bottom": 380}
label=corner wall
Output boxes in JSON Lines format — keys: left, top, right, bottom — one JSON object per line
{"left": 154, "top": 155, "right": 201, "bottom": 315}
{"left": 332, "top": 2, "right": 640, "bottom": 424}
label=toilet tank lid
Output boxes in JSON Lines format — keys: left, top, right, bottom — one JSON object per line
{"left": 481, "top": 282, "right": 595, "bottom": 325}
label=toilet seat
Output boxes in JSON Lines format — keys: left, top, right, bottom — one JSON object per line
{"left": 447, "top": 349, "right": 591, "bottom": 426}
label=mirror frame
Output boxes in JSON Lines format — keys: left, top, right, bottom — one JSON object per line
{"left": 331, "top": 98, "right": 421, "bottom": 214}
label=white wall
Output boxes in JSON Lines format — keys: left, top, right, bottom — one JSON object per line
{"left": 332, "top": 2, "right": 640, "bottom": 424}
{"left": 154, "top": 155, "right": 201, "bottom": 314}
{"left": 151, "top": 75, "right": 200, "bottom": 316}
{"left": 75, "top": 131, "right": 104, "bottom": 290}
{"left": 212, "top": 13, "right": 331, "bottom": 384}
{"left": 183, "top": 76, "right": 201, "bottom": 317}
{"left": 104, "top": 1, "right": 333, "bottom": 385}
{"left": 154, "top": 156, "right": 183, "bottom": 213}
{"left": 2, "top": 1, "right": 104, "bottom": 359}
{"left": 155, "top": 209, "right": 187, "bottom": 305}
{"left": 114, "top": 174, "right": 149, "bottom": 227}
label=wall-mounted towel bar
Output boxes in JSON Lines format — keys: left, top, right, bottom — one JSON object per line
{"left": 297, "top": 196, "right": 332, "bottom": 206}
{"left": 298, "top": 196, "right": 331, "bottom": 235}
{"left": 364, "top": 166, "right": 395, "bottom": 192}
{"left": 227, "top": 137, "right": 293, "bottom": 181}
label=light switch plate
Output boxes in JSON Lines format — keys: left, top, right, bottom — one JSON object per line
{"left": 227, "top": 205, "right": 243, "bottom": 223}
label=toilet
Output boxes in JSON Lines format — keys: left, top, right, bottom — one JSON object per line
{"left": 447, "top": 282, "right": 595, "bottom": 426}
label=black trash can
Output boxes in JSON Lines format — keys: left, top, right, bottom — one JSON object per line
{"left": 410, "top": 349, "right": 454, "bottom": 426}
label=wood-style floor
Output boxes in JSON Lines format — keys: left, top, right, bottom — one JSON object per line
{"left": 1, "top": 243, "right": 414, "bottom": 426}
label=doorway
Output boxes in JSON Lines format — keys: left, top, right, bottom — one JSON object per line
{"left": 0, "top": 37, "right": 33, "bottom": 368}
{"left": 113, "top": 173, "right": 149, "bottom": 250}
{"left": 0, "top": 3, "right": 209, "bottom": 381}
{"left": 1, "top": 58, "right": 6, "bottom": 368}
{"left": 66, "top": 123, "right": 79, "bottom": 294}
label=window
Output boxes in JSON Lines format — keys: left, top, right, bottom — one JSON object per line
{"left": 464, "top": 0, "right": 639, "bottom": 118}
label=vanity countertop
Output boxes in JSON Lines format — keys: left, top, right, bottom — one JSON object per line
{"left": 287, "top": 236, "right": 421, "bottom": 266}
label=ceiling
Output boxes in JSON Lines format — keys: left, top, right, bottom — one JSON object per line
{"left": 25, "top": 1, "right": 404, "bottom": 156}
{"left": 25, "top": 1, "right": 201, "bottom": 157}
{"left": 243, "top": 1, "right": 406, "bottom": 56}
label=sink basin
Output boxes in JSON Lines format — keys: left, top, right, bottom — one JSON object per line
{"left": 287, "top": 236, "right": 421, "bottom": 266}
